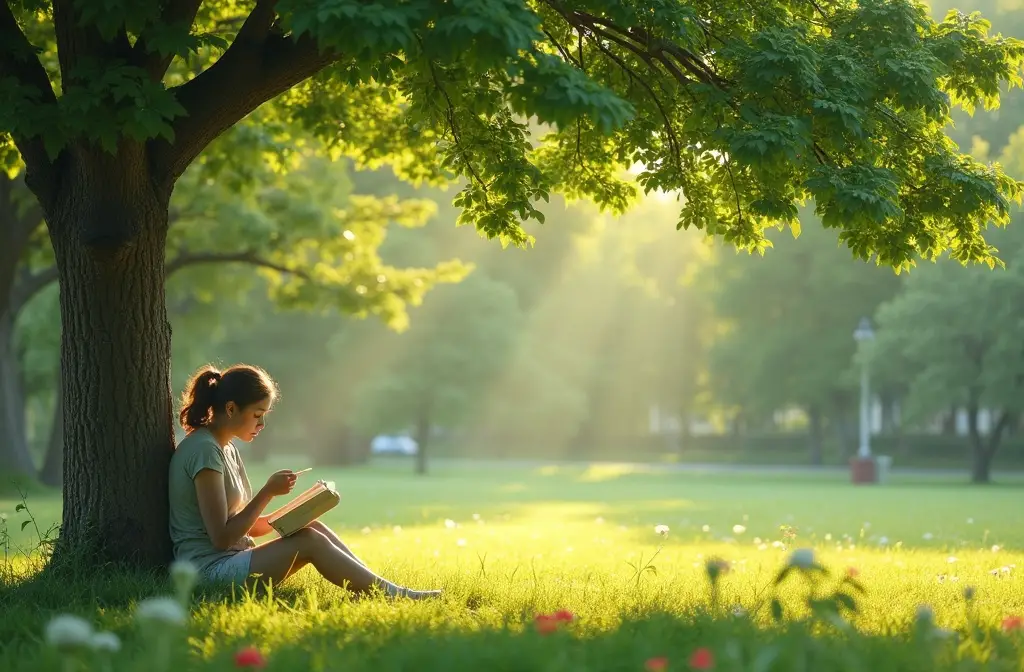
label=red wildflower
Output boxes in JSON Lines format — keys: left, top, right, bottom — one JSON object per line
{"left": 534, "top": 614, "right": 559, "bottom": 634}
{"left": 689, "top": 647, "right": 714, "bottom": 670}
{"left": 846, "top": 567, "right": 859, "bottom": 578}
{"left": 646, "top": 656, "right": 669, "bottom": 671}
{"left": 552, "top": 609, "right": 575, "bottom": 623}
{"left": 234, "top": 646, "right": 266, "bottom": 668}
{"left": 1003, "top": 615, "right": 1023, "bottom": 631}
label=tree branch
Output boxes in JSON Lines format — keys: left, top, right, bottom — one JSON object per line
{"left": 10, "top": 248, "right": 311, "bottom": 313}
{"left": 132, "top": 0, "right": 206, "bottom": 81}
{"left": 164, "top": 249, "right": 310, "bottom": 279}
{"left": 152, "top": 0, "right": 335, "bottom": 185}
{"left": 0, "top": 1, "right": 60, "bottom": 201}
{"left": 581, "top": 33, "right": 683, "bottom": 173}
{"left": 10, "top": 264, "right": 57, "bottom": 313}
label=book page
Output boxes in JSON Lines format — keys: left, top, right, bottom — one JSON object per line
{"left": 267, "top": 482, "right": 325, "bottom": 523}
{"left": 268, "top": 488, "right": 340, "bottom": 537}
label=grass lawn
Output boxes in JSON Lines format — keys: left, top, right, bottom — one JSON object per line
{"left": 2, "top": 460, "right": 1023, "bottom": 671}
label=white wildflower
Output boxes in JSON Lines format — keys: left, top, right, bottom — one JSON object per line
{"left": 879, "top": 536, "right": 889, "bottom": 546}
{"left": 789, "top": 548, "right": 815, "bottom": 569}
{"left": 472, "top": 513, "right": 481, "bottom": 521}
{"left": 392, "top": 525, "right": 402, "bottom": 534}
{"left": 361, "top": 526, "right": 371, "bottom": 534}
{"left": 922, "top": 532, "right": 933, "bottom": 541}
{"left": 732, "top": 524, "right": 746, "bottom": 535}
{"left": 824, "top": 533, "right": 832, "bottom": 541}
{"left": 947, "top": 556, "right": 958, "bottom": 564}
{"left": 991, "top": 545, "right": 1001, "bottom": 553}
{"left": 444, "top": 519, "right": 457, "bottom": 529}
{"left": 655, "top": 524, "right": 670, "bottom": 537}
{"left": 135, "top": 597, "right": 187, "bottom": 626}
{"left": 45, "top": 614, "right": 93, "bottom": 651}
{"left": 456, "top": 538, "right": 466, "bottom": 547}
{"left": 169, "top": 559, "right": 198, "bottom": 598}
{"left": 90, "top": 631, "right": 121, "bottom": 653}
{"left": 701, "top": 524, "right": 710, "bottom": 533}
{"left": 169, "top": 559, "right": 197, "bottom": 584}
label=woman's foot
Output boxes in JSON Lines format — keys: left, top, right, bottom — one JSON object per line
{"left": 395, "top": 587, "right": 443, "bottom": 601}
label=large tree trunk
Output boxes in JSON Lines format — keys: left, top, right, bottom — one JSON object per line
{"left": 45, "top": 151, "right": 175, "bottom": 569}
{"left": 0, "top": 308, "right": 34, "bottom": 478}
{"left": 39, "top": 379, "right": 64, "bottom": 487}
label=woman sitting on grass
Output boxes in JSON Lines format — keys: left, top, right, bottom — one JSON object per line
{"left": 168, "top": 363, "right": 441, "bottom": 600}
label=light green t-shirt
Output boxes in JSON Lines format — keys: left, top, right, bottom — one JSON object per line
{"left": 168, "top": 428, "right": 255, "bottom": 572}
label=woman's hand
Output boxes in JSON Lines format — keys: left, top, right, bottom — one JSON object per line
{"left": 263, "top": 469, "right": 298, "bottom": 497}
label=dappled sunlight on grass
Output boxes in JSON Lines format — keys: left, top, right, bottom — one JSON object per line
{"left": 577, "top": 463, "right": 658, "bottom": 482}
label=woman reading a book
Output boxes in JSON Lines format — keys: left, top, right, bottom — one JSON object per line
{"left": 168, "top": 363, "right": 441, "bottom": 600}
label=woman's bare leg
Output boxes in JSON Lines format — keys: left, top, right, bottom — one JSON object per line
{"left": 306, "top": 520, "right": 369, "bottom": 567}
{"left": 247, "top": 527, "right": 440, "bottom": 599}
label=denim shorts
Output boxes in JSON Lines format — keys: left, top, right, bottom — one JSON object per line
{"left": 201, "top": 550, "right": 254, "bottom": 585}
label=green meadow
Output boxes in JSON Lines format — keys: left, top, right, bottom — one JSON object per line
{"left": 2, "top": 461, "right": 1023, "bottom": 671}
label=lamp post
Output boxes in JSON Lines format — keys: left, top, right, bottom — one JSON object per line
{"left": 853, "top": 317, "right": 875, "bottom": 458}
{"left": 851, "top": 317, "right": 876, "bottom": 483}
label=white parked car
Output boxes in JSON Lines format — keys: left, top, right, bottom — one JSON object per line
{"left": 370, "top": 434, "right": 419, "bottom": 455}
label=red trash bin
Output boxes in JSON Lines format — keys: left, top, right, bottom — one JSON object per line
{"left": 849, "top": 457, "right": 877, "bottom": 484}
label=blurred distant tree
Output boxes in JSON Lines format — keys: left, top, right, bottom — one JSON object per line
{"left": 868, "top": 223, "right": 1024, "bottom": 483}
{"left": 701, "top": 212, "right": 903, "bottom": 464}
{"left": 337, "top": 273, "right": 521, "bottom": 475}
{"left": 3, "top": 0, "right": 1023, "bottom": 565}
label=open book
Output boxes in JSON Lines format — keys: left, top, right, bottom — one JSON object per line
{"left": 266, "top": 479, "right": 340, "bottom": 537}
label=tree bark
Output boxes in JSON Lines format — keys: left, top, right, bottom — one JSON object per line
{"left": 39, "top": 375, "right": 64, "bottom": 487}
{"left": 44, "top": 148, "right": 175, "bottom": 569}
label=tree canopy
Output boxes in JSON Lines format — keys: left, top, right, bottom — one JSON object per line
{"left": 2, "top": 0, "right": 1024, "bottom": 266}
